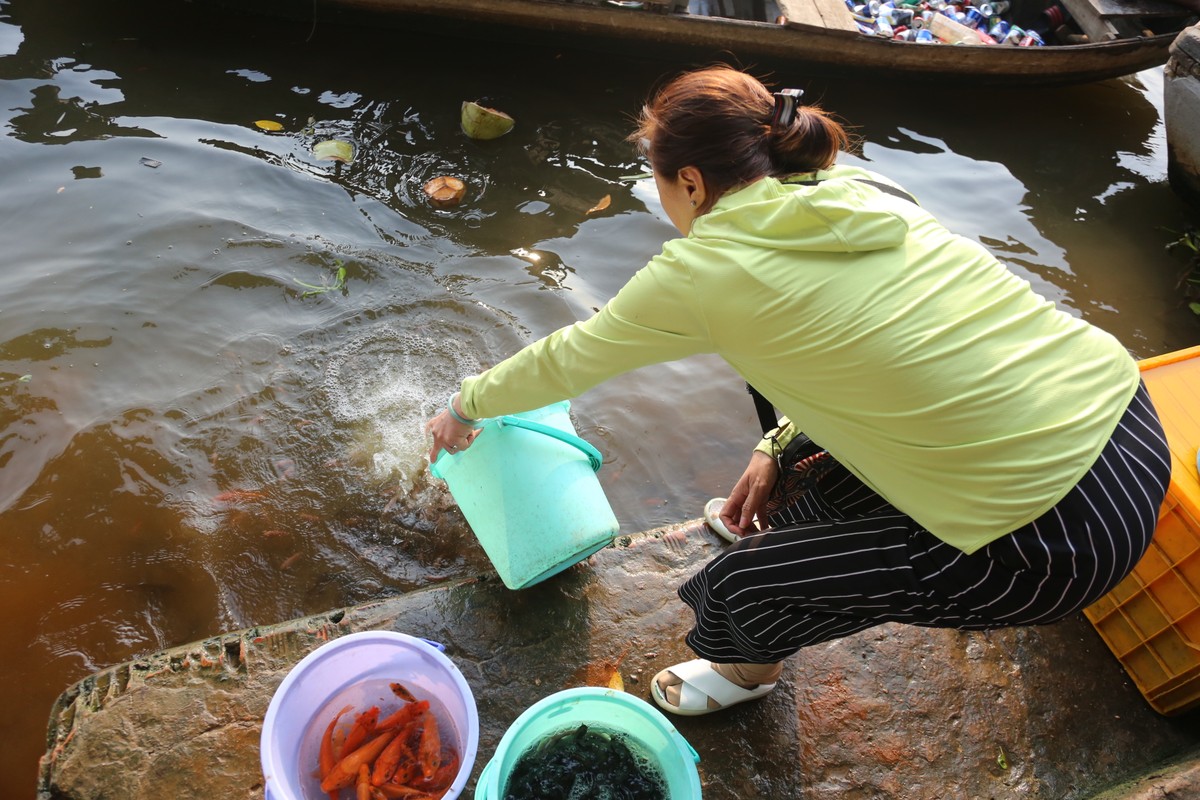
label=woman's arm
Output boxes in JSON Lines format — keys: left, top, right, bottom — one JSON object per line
{"left": 458, "top": 251, "right": 713, "bottom": 420}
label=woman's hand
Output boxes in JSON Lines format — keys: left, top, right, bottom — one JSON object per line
{"left": 425, "top": 401, "right": 479, "bottom": 462}
{"left": 720, "top": 451, "right": 779, "bottom": 536}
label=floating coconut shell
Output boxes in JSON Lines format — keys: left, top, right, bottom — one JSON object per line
{"left": 423, "top": 176, "right": 467, "bottom": 208}
{"left": 461, "top": 100, "right": 514, "bottom": 140}
{"left": 313, "top": 139, "right": 354, "bottom": 163}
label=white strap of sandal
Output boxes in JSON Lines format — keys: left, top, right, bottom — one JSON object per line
{"left": 672, "top": 659, "right": 775, "bottom": 709}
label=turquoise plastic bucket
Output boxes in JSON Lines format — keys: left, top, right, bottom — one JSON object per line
{"left": 429, "top": 401, "right": 619, "bottom": 590}
{"left": 473, "top": 687, "right": 702, "bottom": 799}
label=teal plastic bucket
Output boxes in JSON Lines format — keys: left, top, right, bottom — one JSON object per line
{"left": 474, "top": 688, "right": 702, "bottom": 800}
{"left": 429, "top": 401, "right": 619, "bottom": 590}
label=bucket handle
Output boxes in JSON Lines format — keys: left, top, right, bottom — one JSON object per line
{"left": 675, "top": 730, "right": 702, "bottom": 764}
{"left": 476, "top": 759, "right": 497, "bottom": 799}
{"left": 496, "top": 415, "right": 603, "bottom": 472}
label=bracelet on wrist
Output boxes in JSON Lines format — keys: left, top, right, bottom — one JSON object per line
{"left": 447, "top": 393, "right": 477, "bottom": 426}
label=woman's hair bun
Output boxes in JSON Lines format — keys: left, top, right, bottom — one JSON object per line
{"left": 768, "top": 105, "right": 851, "bottom": 175}
{"left": 630, "top": 66, "right": 851, "bottom": 211}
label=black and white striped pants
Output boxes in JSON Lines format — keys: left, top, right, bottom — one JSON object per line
{"left": 679, "top": 381, "right": 1172, "bottom": 664}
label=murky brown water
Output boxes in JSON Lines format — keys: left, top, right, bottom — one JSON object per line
{"left": 1, "top": 1, "right": 1198, "bottom": 797}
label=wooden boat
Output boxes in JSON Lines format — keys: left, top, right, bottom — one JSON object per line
{"left": 206, "top": 0, "right": 1195, "bottom": 87}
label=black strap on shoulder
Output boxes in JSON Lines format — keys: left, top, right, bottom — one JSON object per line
{"left": 749, "top": 383, "right": 778, "bottom": 434}
{"left": 745, "top": 175, "right": 918, "bottom": 433}
{"left": 852, "top": 178, "right": 919, "bottom": 206}
{"left": 783, "top": 174, "right": 919, "bottom": 206}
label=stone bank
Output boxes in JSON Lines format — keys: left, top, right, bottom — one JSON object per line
{"left": 37, "top": 520, "right": 1200, "bottom": 800}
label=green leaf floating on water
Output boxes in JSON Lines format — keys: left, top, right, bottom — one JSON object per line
{"left": 313, "top": 139, "right": 354, "bottom": 163}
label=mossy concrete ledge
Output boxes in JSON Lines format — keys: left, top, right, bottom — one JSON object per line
{"left": 1087, "top": 748, "right": 1200, "bottom": 800}
{"left": 37, "top": 520, "right": 1200, "bottom": 800}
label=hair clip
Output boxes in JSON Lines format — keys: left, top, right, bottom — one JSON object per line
{"left": 771, "top": 88, "right": 804, "bottom": 129}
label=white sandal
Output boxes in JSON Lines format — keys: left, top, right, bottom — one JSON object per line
{"left": 650, "top": 658, "right": 776, "bottom": 716}
{"left": 703, "top": 497, "right": 739, "bottom": 543}
{"left": 704, "top": 498, "right": 761, "bottom": 543}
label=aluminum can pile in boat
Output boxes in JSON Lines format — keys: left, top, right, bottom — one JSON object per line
{"left": 852, "top": 0, "right": 1052, "bottom": 45}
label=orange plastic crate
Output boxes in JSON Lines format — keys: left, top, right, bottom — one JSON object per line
{"left": 1083, "top": 345, "right": 1200, "bottom": 716}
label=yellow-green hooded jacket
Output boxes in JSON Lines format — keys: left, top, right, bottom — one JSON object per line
{"left": 460, "top": 166, "right": 1139, "bottom": 553}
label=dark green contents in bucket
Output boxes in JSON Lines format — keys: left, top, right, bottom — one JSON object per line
{"left": 504, "top": 723, "right": 667, "bottom": 799}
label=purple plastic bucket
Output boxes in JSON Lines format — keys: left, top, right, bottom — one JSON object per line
{"left": 259, "top": 630, "right": 478, "bottom": 800}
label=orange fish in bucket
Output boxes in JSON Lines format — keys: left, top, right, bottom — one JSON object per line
{"left": 416, "top": 709, "right": 442, "bottom": 781}
{"left": 412, "top": 745, "right": 459, "bottom": 795}
{"left": 320, "top": 728, "right": 400, "bottom": 793}
{"left": 319, "top": 705, "right": 354, "bottom": 781}
{"left": 390, "top": 682, "right": 418, "bottom": 703}
{"left": 376, "top": 699, "right": 428, "bottom": 732}
{"left": 341, "top": 706, "right": 380, "bottom": 756}
{"left": 312, "top": 688, "right": 460, "bottom": 798}
{"left": 356, "top": 763, "right": 372, "bottom": 800}
{"left": 371, "top": 722, "right": 417, "bottom": 786}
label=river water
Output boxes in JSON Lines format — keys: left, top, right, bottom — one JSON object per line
{"left": 1, "top": 1, "right": 1198, "bottom": 797}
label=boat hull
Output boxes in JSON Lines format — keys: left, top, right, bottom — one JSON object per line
{"left": 210, "top": 0, "right": 1188, "bottom": 87}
